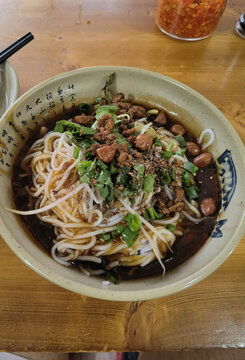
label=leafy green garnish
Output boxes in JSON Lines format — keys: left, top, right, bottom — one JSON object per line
{"left": 54, "top": 120, "right": 96, "bottom": 136}
{"left": 161, "top": 151, "right": 173, "bottom": 159}
{"left": 95, "top": 105, "right": 118, "bottom": 120}
{"left": 100, "top": 233, "right": 112, "bottom": 242}
{"left": 124, "top": 213, "right": 141, "bottom": 232}
{"left": 176, "top": 149, "right": 186, "bottom": 156}
{"left": 110, "top": 163, "right": 118, "bottom": 174}
{"left": 175, "top": 135, "right": 186, "bottom": 148}
{"left": 182, "top": 170, "right": 194, "bottom": 187}
{"left": 185, "top": 186, "right": 199, "bottom": 199}
{"left": 184, "top": 161, "right": 199, "bottom": 174}
{"left": 117, "top": 172, "right": 128, "bottom": 186}
{"left": 121, "top": 189, "right": 135, "bottom": 198}
{"left": 77, "top": 160, "right": 96, "bottom": 183}
{"left": 133, "top": 164, "right": 145, "bottom": 176}
{"left": 166, "top": 143, "right": 173, "bottom": 151}
{"left": 154, "top": 138, "right": 162, "bottom": 147}
{"left": 166, "top": 224, "right": 176, "bottom": 232}
{"left": 146, "top": 207, "right": 162, "bottom": 220}
{"left": 160, "top": 169, "right": 172, "bottom": 185}
{"left": 105, "top": 270, "right": 118, "bottom": 284}
{"left": 113, "top": 214, "right": 141, "bottom": 247}
{"left": 73, "top": 145, "right": 80, "bottom": 159}
{"left": 143, "top": 174, "right": 155, "bottom": 193}
{"left": 113, "top": 131, "right": 130, "bottom": 146}
{"left": 95, "top": 168, "right": 114, "bottom": 201}
{"left": 121, "top": 227, "right": 138, "bottom": 247}
{"left": 77, "top": 160, "right": 114, "bottom": 200}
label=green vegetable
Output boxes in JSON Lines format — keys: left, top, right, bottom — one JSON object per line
{"left": 77, "top": 160, "right": 114, "bottom": 201}
{"left": 54, "top": 120, "right": 96, "bottom": 136}
{"left": 77, "top": 160, "right": 95, "bottom": 183}
{"left": 133, "top": 164, "right": 145, "bottom": 176}
{"left": 160, "top": 169, "right": 172, "bottom": 185}
{"left": 161, "top": 151, "right": 173, "bottom": 159}
{"left": 105, "top": 270, "right": 118, "bottom": 284}
{"left": 166, "top": 143, "right": 173, "bottom": 151}
{"left": 100, "top": 233, "right": 111, "bottom": 242}
{"left": 166, "top": 224, "right": 176, "bottom": 232}
{"left": 115, "top": 225, "right": 125, "bottom": 234}
{"left": 95, "top": 168, "right": 114, "bottom": 201}
{"left": 113, "top": 131, "right": 130, "bottom": 146}
{"left": 147, "top": 207, "right": 162, "bottom": 220}
{"left": 75, "top": 138, "right": 98, "bottom": 149}
{"left": 95, "top": 105, "right": 118, "bottom": 120}
{"left": 184, "top": 161, "right": 199, "bottom": 174}
{"left": 97, "top": 160, "right": 108, "bottom": 170}
{"left": 176, "top": 149, "right": 186, "bottom": 156}
{"left": 121, "top": 189, "right": 135, "bottom": 198}
{"left": 73, "top": 145, "right": 80, "bottom": 159}
{"left": 116, "top": 172, "right": 128, "bottom": 186}
{"left": 175, "top": 135, "right": 186, "bottom": 148}
{"left": 185, "top": 186, "right": 199, "bottom": 199}
{"left": 154, "top": 138, "right": 162, "bottom": 147}
{"left": 78, "top": 103, "right": 91, "bottom": 115}
{"left": 121, "top": 226, "right": 139, "bottom": 247}
{"left": 143, "top": 174, "right": 155, "bottom": 193}
{"left": 124, "top": 213, "right": 141, "bottom": 232}
{"left": 110, "top": 164, "right": 118, "bottom": 174}
{"left": 182, "top": 170, "right": 194, "bottom": 187}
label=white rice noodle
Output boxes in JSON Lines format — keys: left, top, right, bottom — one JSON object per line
{"left": 135, "top": 117, "right": 147, "bottom": 123}
{"left": 141, "top": 226, "right": 165, "bottom": 274}
{"left": 139, "top": 244, "right": 152, "bottom": 255}
{"left": 153, "top": 212, "right": 180, "bottom": 225}
{"left": 183, "top": 198, "right": 201, "bottom": 217}
{"left": 140, "top": 122, "right": 153, "bottom": 134}
{"left": 163, "top": 184, "right": 174, "bottom": 200}
{"left": 169, "top": 154, "right": 187, "bottom": 165}
{"left": 198, "top": 129, "right": 215, "bottom": 150}
{"left": 182, "top": 210, "right": 204, "bottom": 223}
{"left": 99, "top": 214, "right": 124, "bottom": 227}
{"left": 119, "top": 198, "right": 170, "bottom": 247}
{"left": 51, "top": 242, "right": 72, "bottom": 266}
{"left": 59, "top": 226, "right": 117, "bottom": 240}
{"left": 77, "top": 255, "right": 102, "bottom": 263}
{"left": 6, "top": 183, "right": 86, "bottom": 215}
{"left": 57, "top": 236, "right": 96, "bottom": 251}
{"left": 107, "top": 260, "right": 120, "bottom": 269}
{"left": 140, "top": 252, "right": 155, "bottom": 267}
{"left": 83, "top": 184, "right": 103, "bottom": 204}
{"left": 92, "top": 209, "right": 104, "bottom": 227}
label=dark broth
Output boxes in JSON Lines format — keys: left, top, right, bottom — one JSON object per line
{"left": 12, "top": 102, "right": 221, "bottom": 280}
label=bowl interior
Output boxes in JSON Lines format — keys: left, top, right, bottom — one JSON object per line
{"left": 0, "top": 66, "right": 244, "bottom": 301}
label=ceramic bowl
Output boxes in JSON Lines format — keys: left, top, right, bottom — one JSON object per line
{"left": 0, "top": 61, "right": 19, "bottom": 118}
{"left": 0, "top": 66, "right": 244, "bottom": 301}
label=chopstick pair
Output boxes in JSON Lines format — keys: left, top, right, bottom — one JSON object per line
{"left": 0, "top": 32, "right": 34, "bottom": 64}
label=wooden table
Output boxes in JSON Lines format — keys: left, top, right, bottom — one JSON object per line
{"left": 0, "top": 0, "right": 244, "bottom": 353}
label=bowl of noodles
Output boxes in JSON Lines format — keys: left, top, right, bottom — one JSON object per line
{"left": 0, "top": 66, "right": 244, "bottom": 301}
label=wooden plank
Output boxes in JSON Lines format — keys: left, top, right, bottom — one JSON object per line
{"left": 0, "top": 0, "right": 244, "bottom": 352}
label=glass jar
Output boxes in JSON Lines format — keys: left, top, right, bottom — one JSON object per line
{"left": 156, "top": 0, "right": 227, "bottom": 41}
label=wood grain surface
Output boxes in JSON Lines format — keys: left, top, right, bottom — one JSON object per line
{"left": 0, "top": 0, "right": 244, "bottom": 352}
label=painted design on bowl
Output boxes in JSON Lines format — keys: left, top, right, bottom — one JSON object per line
{"left": 211, "top": 149, "right": 237, "bottom": 238}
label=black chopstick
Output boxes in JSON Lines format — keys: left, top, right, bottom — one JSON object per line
{"left": 0, "top": 32, "right": 34, "bottom": 64}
